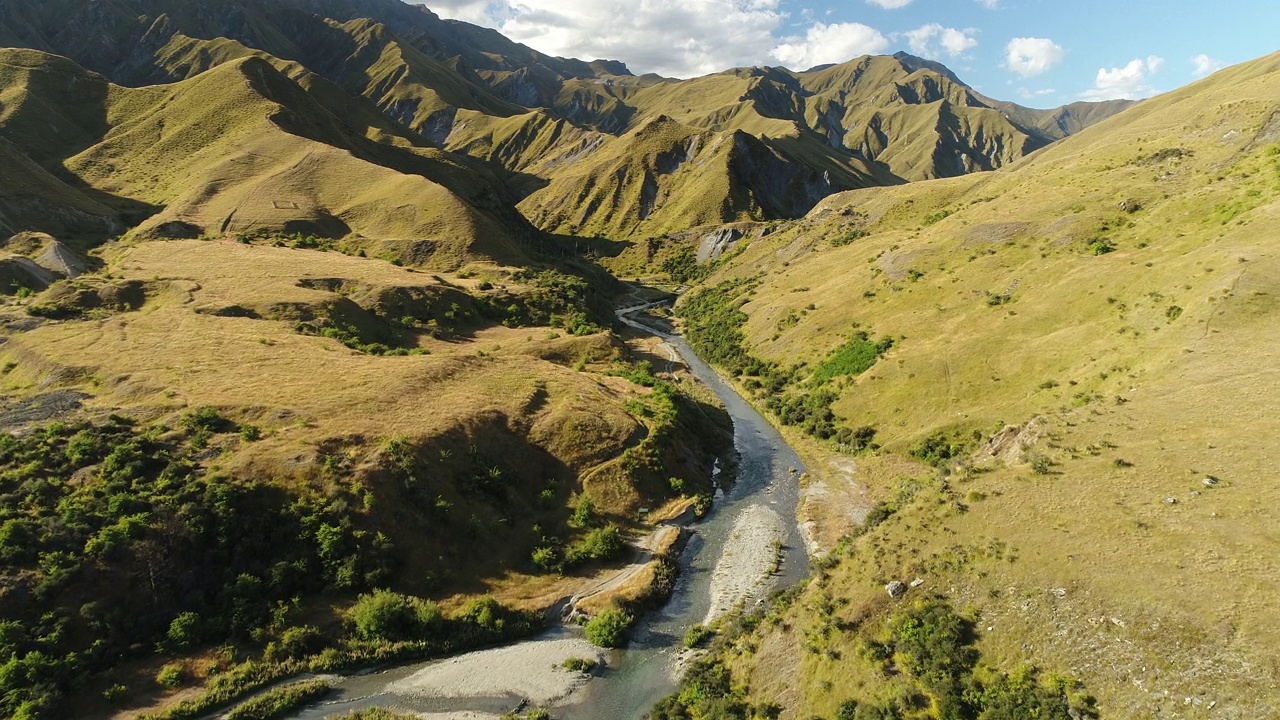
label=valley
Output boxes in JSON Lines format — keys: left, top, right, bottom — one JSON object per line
{"left": 0, "top": 1, "right": 1277, "bottom": 719}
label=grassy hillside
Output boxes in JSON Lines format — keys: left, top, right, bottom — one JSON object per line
{"left": 659, "top": 52, "right": 1280, "bottom": 718}
{"left": 0, "top": 237, "right": 732, "bottom": 719}
{"left": 0, "top": 47, "right": 547, "bottom": 269}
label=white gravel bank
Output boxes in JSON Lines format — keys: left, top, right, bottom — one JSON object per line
{"left": 703, "top": 503, "right": 785, "bottom": 625}
{"left": 385, "top": 634, "right": 605, "bottom": 706}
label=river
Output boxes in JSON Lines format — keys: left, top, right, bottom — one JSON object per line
{"left": 280, "top": 303, "right": 808, "bottom": 720}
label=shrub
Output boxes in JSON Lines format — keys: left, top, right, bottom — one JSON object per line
{"left": 569, "top": 496, "right": 597, "bottom": 529}
{"left": 239, "top": 425, "right": 262, "bottom": 442}
{"left": 562, "top": 657, "right": 597, "bottom": 673}
{"left": 683, "top": 624, "right": 713, "bottom": 648}
{"left": 1088, "top": 238, "right": 1115, "bottom": 255}
{"left": 156, "top": 663, "right": 184, "bottom": 688}
{"left": 565, "top": 526, "right": 624, "bottom": 567}
{"left": 910, "top": 431, "right": 966, "bottom": 468}
{"left": 1030, "top": 455, "right": 1053, "bottom": 475}
{"left": 531, "top": 546, "right": 561, "bottom": 572}
{"left": 225, "top": 679, "right": 330, "bottom": 720}
{"left": 181, "top": 407, "right": 227, "bottom": 433}
{"left": 863, "top": 502, "right": 894, "bottom": 529}
{"left": 809, "top": 331, "right": 893, "bottom": 386}
{"left": 264, "top": 626, "right": 323, "bottom": 662}
{"left": 167, "top": 611, "right": 204, "bottom": 649}
{"left": 349, "top": 590, "right": 441, "bottom": 642}
{"left": 585, "top": 607, "right": 633, "bottom": 648}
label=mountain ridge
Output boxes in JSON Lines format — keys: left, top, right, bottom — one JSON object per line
{"left": 0, "top": 0, "right": 1134, "bottom": 246}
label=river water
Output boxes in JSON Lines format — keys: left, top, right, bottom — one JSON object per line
{"left": 280, "top": 306, "right": 808, "bottom": 720}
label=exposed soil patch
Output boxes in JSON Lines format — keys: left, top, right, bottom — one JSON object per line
{"left": 0, "top": 390, "right": 92, "bottom": 429}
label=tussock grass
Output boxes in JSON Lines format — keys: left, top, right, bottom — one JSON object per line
{"left": 675, "top": 51, "right": 1280, "bottom": 716}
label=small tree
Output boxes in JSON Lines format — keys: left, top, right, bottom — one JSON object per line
{"left": 166, "top": 611, "right": 203, "bottom": 649}
{"left": 350, "top": 590, "right": 441, "bottom": 641}
{"left": 585, "top": 607, "right": 633, "bottom": 648}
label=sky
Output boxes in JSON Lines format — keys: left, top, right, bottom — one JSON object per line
{"left": 415, "top": 0, "right": 1279, "bottom": 107}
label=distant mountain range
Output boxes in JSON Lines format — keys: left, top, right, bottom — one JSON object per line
{"left": 0, "top": 0, "right": 1132, "bottom": 264}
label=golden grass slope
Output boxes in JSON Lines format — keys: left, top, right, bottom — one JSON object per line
{"left": 0, "top": 238, "right": 727, "bottom": 603}
{"left": 0, "top": 48, "right": 542, "bottom": 268}
{"left": 683, "top": 51, "right": 1280, "bottom": 716}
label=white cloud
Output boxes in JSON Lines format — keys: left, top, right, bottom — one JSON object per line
{"left": 454, "top": 0, "right": 788, "bottom": 78}
{"left": 1004, "top": 37, "right": 1064, "bottom": 77}
{"left": 770, "top": 22, "right": 890, "bottom": 70}
{"left": 1017, "top": 87, "right": 1056, "bottom": 100}
{"left": 1080, "top": 56, "right": 1164, "bottom": 100}
{"left": 904, "top": 24, "right": 979, "bottom": 59}
{"left": 866, "top": 0, "right": 914, "bottom": 8}
{"left": 1191, "top": 53, "right": 1225, "bottom": 78}
{"left": 975, "top": 0, "right": 999, "bottom": 7}
{"left": 419, "top": 0, "right": 506, "bottom": 25}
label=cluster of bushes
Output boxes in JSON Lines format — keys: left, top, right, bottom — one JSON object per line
{"left": 531, "top": 525, "right": 625, "bottom": 573}
{"left": 909, "top": 430, "right": 973, "bottom": 468}
{"left": 297, "top": 317, "right": 427, "bottom": 356}
{"left": 661, "top": 246, "right": 709, "bottom": 283}
{"left": 498, "top": 268, "right": 606, "bottom": 336}
{"left": 224, "top": 679, "right": 331, "bottom": 720}
{"left": 652, "top": 597, "right": 1096, "bottom": 720}
{"left": 809, "top": 332, "right": 894, "bottom": 387}
{"left": 650, "top": 656, "right": 770, "bottom": 720}
{"left": 848, "top": 599, "right": 1097, "bottom": 719}
{"left": 141, "top": 594, "right": 537, "bottom": 720}
{"left": 678, "top": 281, "right": 887, "bottom": 451}
{"left": 678, "top": 278, "right": 758, "bottom": 375}
{"left": 0, "top": 416, "right": 399, "bottom": 718}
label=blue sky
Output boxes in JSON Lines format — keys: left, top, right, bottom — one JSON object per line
{"left": 420, "top": 0, "right": 1278, "bottom": 107}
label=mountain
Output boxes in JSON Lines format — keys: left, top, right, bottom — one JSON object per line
{"left": 656, "top": 51, "right": 1280, "bottom": 717}
{"left": 0, "top": 46, "right": 549, "bottom": 267}
{"left": 0, "top": 0, "right": 1132, "bottom": 245}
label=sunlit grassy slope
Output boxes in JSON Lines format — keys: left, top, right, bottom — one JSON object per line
{"left": 674, "top": 52, "right": 1280, "bottom": 717}
{"left": 0, "top": 47, "right": 546, "bottom": 269}
{"left": 0, "top": 238, "right": 728, "bottom": 600}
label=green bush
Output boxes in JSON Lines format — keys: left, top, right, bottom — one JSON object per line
{"left": 1030, "top": 455, "right": 1053, "bottom": 475}
{"left": 565, "top": 526, "right": 624, "bottom": 567}
{"left": 569, "top": 496, "right": 597, "bottom": 528}
{"left": 809, "top": 332, "right": 893, "bottom": 387}
{"left": 167, "top": 611, "right": 204, "bottom": 649}
{"left": 1088, "top": 238, "right": 1115, "bottom": 255}
{"left": 156, "top": 663, "right": 184, "bottom": 688}
{"left": 225, "top": 679, "right": 331, "bottom": 720}
{"left": 264, "top": 626, "right": 323, "bottom": 662}
{"left": 683, "top": 624, "right": 713, "bottom": 648}
{"left": 181, "top": 407, "right": 227, "bottom": 433}
{"left": 585, "top": 607, "right": 633, "bottom": 648}
{"left": 349, "top": 590, "right": 441, "bottom": 642}
{"left": 910, "top": 431, "right": 967, "bottom": 467}
{"left": 562, "top": 656, "right": 597, "bottom": 673}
